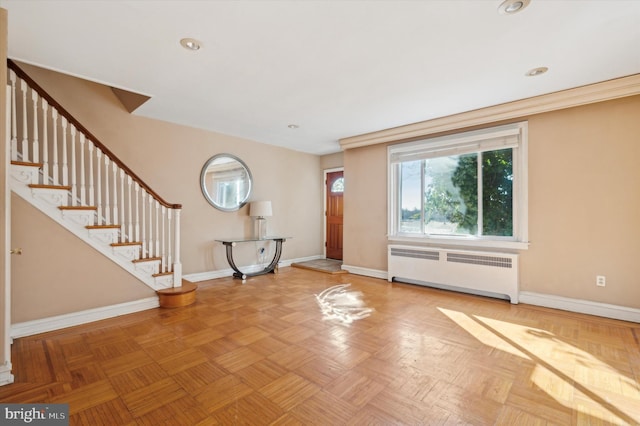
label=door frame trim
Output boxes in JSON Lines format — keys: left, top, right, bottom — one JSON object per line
{"left": 323, "top": 167, "right": 344, "bottom": 259}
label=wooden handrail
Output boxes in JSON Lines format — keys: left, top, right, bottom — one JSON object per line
{"left": 7, "top": 59, "right": 181, "bottom": 209}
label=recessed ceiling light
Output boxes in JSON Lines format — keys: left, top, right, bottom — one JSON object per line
{"left": 180, "top": 38, "right": 202, "bottom": 51}
{"left": 498, "top": 0, "right": 531, "bottom": 15}
{"left": 525, "top": 66, "right": 548, "bottom": 77}
{"left": 288, "top": 124, "right": 299, "bottom": 129}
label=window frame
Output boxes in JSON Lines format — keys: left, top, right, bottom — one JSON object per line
{"left": 388, "top": 121, "right": 529, "bottom": 250}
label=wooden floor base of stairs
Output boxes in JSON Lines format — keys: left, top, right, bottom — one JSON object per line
{"left": 157, "top": 281, "right": 197, "bottom": 308}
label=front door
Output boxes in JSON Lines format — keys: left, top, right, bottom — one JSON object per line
{"left": 325, "top": 170, "right": 344, "bottom": 260}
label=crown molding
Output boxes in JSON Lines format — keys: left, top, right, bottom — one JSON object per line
{"left": 340, "top": 74, "right": 640, "bottom": 150}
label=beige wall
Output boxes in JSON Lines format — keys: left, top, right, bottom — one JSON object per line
{"left": 343, "top": 143, "right": 387, "bottom": 268}
{"left": 11, "top": 63, "right": 325, "bottom": 321}
{"left": 523, "top": 96, "right": 640, "bottom": 306}
{"left": 320, "top": 152, "right": 343, "bottom": 170}
{"left": 343, "top": 95, "right": 640, "bottom": 309}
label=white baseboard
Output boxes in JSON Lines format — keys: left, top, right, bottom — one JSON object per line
{"left": 519, "top": 291, "right": 640, "bottom": 323}
{"left": 0, "top": 363, "right": 14, "bottom": 386}
{"left": 11, "top": 296, "right": 160, "bottom": 338}
{"left": 183, "top": 255, "right": 325, "bottom": 283}
{"left": 341, "top": 264, "right": 388, "bottom": 280}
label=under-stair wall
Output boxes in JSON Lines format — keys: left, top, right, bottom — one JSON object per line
{"left": 11, "top": 194, "right": 156, "bottom": 325}
{"left": 7, "top": 60, "right": 182, "bottom": 292}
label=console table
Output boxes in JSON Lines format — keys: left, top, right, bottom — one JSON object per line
{"left": 215, "top": 237, "right": 289, "bottom": 280}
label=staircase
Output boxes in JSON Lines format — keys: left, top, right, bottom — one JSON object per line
{"left": 7, "top": 60, "right": 182, "bottom": 291}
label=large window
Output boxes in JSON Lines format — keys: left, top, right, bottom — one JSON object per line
{"left": 388, "top": 122, "right": 528, "bottom": 249}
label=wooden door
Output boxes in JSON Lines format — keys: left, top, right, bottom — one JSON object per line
{"left": 326, "top": 171, "right": 344, "bottom": 260}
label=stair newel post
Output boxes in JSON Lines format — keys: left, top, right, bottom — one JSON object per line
{"left": 147, "top": 195, "right": 154, "bottom": 257}
{"left": 103, "top": 156, "right": 110, "bottom": 224}
{"left": 134, "top": 182, "right": 140, "bottom": 244}
{"left": 70, "top": 125, "right": 77, "bottom": 206}
{"left": 61, "top": 117, "right": 68, "bottom": 187}
{"left": 127, "top": 175, "right": 133, "bottom": 241}
{"left": 9, "top": 70, "right": 17, "bottom": 161}
{"left": 88, "top": 141, "right": 95, "bottom": 207}
{"left": 79, "top": 134, "right": 86, "bottom": 205}
{"left": 167, "top": 207, "right": 172, "bottom": 275}
{"left": 119, "top": 169, "right": 126, "bottom": 242}
{"left": 95, "top": 148, "right": 102, "bottom": 225}
{"left": 20, "top": 79, "right": 28, "bottom": 161}
{"left": 41, "top": 99, "right": 49, "bottom": 182}
{"left": 112, "top": 162, "right": 119, "bottom": 238}
{"left": 141, "top": 191, "right": 147, "bottom": 256}
{"left": 173, "top": 208, "right": 182, "bottom": 287}
{"left": 51, "top": 109, "right": 59, "bottom": 185}
{"left": 31, "top": 90, "right": 39, "bottom": 164}
{"left": 161, "top": 205, "right": 166, "bottom": 273}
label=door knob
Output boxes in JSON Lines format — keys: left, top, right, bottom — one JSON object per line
{"left": 10, "top": 248, "right": 22, "bottom": 255}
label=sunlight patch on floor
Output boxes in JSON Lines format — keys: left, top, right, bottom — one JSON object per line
{"left": 438, "top": 307, "right": 640, "bottom": 425}
{"left": 438, "top": 308, "right": 530, "bottom": 359}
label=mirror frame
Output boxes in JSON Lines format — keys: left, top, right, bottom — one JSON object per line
{"left": 200, "top": 153, "right": 253, "bottom": 212}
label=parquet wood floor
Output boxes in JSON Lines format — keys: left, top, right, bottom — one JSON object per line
{"left": 2, "top": 267, "right": 639, "bottom": 425}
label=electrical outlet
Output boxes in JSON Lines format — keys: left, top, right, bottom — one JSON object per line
{"left": 596, "top": 275, "right": 606, "bottom": 287}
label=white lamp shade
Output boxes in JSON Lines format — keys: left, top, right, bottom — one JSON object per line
{"left": 249, "top": 201, "right": 272, "bottom": 217}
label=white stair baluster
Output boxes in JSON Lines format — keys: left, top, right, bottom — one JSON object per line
{"left": 155, "top": 201, "right": 160, "bottom": 261}
{"left": 134, "top": 183, "right": 140, "bottom": 243}
{"left": 20, "top": 79, "right": 28, "bottom": 161}
{"left": 119, "top": 169, "right": 126, "bottom": 241}
{"left": 41, "top": 99, "right": 49, "bottom": 181}
{"left": 112, "top": 162, "right": 119, "bottom": 238}
{"left": 104, "top": 156, "right": 110, "bottom": 224}
{"left": 51, "top": 109, "right": 59, "bottom": 185}
{"left": 127, "top": 175, "right": 133, "bottom": 240}
{"left": 95, "top": 148, "right": 102, "bottom": 225}
{"left": 9, "top": 70, "right": 17, "bottom": 161}
{"left": 147, "top": 195, "right": 154, "bottom": 257}
{"left": 88, "top": 141, "right": 95, "bottom": 207}
{"left": 141, "top": 191, "right": 147, "bottom": 257}
{"left": 70, "top": 126, "right": 77, "bottom": 206}
{"left": 31, "top": 90, "right": 39, "bottom": 164}
{"left": 61, "top": 117, "right": 68, "bottom": 187}
{"left": 79, "top": 134, "right": 86, "bottom": 205}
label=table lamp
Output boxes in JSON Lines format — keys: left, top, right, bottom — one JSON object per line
{"left": 249, "top": 201, "right": 272, "bottom": 239}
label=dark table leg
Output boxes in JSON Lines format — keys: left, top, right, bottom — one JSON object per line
{"left": 223, "top": 239, "right": 286, "bottom": 279}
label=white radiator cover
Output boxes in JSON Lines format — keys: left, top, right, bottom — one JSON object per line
{"left": 388, "top": 244, "right": 519, "bottom": 304}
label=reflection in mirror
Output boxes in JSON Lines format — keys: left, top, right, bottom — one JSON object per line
{"left": 200, "top": 154, "right": 252, "bottom": 211}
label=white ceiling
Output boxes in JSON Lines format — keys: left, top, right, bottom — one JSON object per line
{"left": 1, "top": 1, "right": 639, "bottom": 155}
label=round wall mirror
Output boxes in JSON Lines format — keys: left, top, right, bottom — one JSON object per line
{"left": 200, "top": 154, "right": 253, "bottom": 211}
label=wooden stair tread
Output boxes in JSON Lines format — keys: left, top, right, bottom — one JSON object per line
{"left": 59, "top": 205, "right": 97, "bottom": 211}
{"left": 86, "top": 225, "right": 120, "bottom": 229}
{"left": 152, "top": 271, "right": 173, "bottom": 277}
{"left": 11, "top": 160, "right": 43, "bottom": 168}
{"left": 28, "top": 184, "right": 72, "bottom": 190}
{"left": 110, "top": 241, "right": 142, "bottom": 247}
{"left": 132, "top": 257, "right": 162, "bottom": 263}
